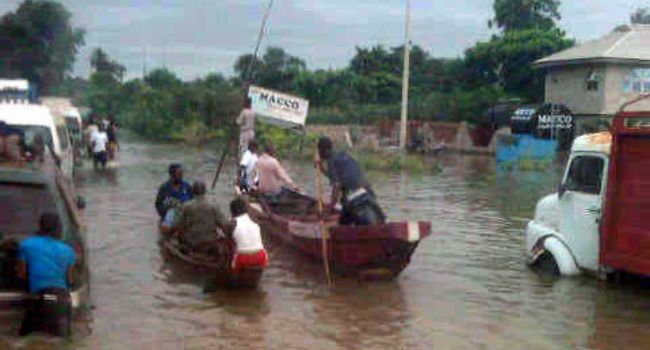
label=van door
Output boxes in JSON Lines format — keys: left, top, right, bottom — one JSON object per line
{"left": 55, "top": 123, "right": 74, "bottom": 178}
{"left": 559, "top": 154, "right": 607, "bottom": 272}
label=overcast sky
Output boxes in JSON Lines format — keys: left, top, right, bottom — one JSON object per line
{"left": 0, "top": 0, "right": 647, "bottom": 80}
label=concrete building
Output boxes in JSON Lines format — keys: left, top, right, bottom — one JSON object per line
{"left": 534, "top": 24, "right": 650, "bottom": 130}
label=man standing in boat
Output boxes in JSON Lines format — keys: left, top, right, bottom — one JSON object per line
{"left": 236, "top": 97, "right": 255, "bottom": 155}
{"left": 155, "top": 163, "right": 193, "bottom": 220}
{"left": 316, "top": 136, "right": 385, "bottom": 225}
{"left": 173, "top": 181, "right": 228, "bottom": 252}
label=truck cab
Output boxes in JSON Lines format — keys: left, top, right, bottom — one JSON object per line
{"left": 526, "top": 106, "right": 650, "bottom": 278}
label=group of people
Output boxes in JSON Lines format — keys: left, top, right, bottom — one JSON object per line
{"left": 237, "top": 136, "right": 385, "bottom": 225}
{"left": 155, "top": 163, "right": 268, "bottom": 272}
{"left": 235, "top": 96, "right": 385, "bottom": 225}
{"left": 84, "top": 117, "right": 118, "bottom": 169}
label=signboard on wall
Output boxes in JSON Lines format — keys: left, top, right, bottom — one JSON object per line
{"left": 248, "top": 85, "right": 310, "bottom": 128}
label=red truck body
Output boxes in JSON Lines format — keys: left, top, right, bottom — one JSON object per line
{"left": 600, "top": 111, "right": 650, "bottom": 276}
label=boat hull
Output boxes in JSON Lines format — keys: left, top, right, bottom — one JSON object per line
{"left": 157, "top": 227, "right": 263, "bottom": 289}
{"left": 242, "top": 198, "right": 431, "bottom": 279}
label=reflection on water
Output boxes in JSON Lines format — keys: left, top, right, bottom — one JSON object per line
{"left": 2, "top": 135, "right": 649, "bottom": 349}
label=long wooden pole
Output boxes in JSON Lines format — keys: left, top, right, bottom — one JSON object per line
{"left": 399, "top": 0, "right": 412, "bottom": 150}
{"left": 315, "top": 150, "right": 333, "bottom": 286}
{"left": 211, "top": 0, "right": 275, "bottom": 190}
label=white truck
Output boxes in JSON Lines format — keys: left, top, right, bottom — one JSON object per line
{"left": 526, "top": 99, "right": 650, "bottom": 278}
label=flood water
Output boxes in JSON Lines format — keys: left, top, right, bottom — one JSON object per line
{"left": 2, "top": 135, "right": 649, "bottom": 350}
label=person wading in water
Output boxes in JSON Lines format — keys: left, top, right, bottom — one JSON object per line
{"left": 316, "top": 136, "right": 386, "bottom": 225}
{"left": 16, "top": 213, "right": 76, "bottom": 338}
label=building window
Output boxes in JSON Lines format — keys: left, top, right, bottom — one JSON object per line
{"left": 586, "top": 70, "right": 599, "bottom": 91}
{"left": 623, "top": 68, "right": 650, "bottom": 93}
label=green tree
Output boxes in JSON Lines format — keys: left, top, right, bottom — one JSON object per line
{"left": 90, "top": 48, "right": 125, "bottom": 82}
{"left": 490, "top": 0, "right": 561, "bottom": 32}
{"left": 631, "top": 7, "right": 650, "bottom": 24}
{"left": 234, "top": 46, "right": 306, "bottom": 92}
{"left": 0, "top": 0, "right": 85, "bottom": 92}
{"left": 464, "top": 28, "right": 573, "bottom": 102}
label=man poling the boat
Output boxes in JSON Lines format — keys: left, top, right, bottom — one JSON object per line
{"left": 316, "top": 136, "right": 386, "bottom": 226}
{"left": 229, "top": 198, "right": 268, "bottom": 272}
{"left": 155, "top": 163, "right": 193, "bottom": 222}
{"left": 172, "top": 181, "right": 229, "bottom": 253}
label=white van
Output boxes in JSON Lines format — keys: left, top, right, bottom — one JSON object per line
{"left": 0, "top": 103, "right": 74, "bottom": 178}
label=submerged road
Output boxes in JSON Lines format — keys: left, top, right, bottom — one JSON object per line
{"left": 2, "top": 135, "right": 649, "bottom": 349}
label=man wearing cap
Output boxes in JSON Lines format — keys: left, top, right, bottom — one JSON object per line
{"left": 316, "top": 136, "right": 385, "bottom": 226}
{"left": 173, "top": 181, "right": 228, "bottom": 251}
{"left": 155, "top": 163, "right": 193, "bottom": 221}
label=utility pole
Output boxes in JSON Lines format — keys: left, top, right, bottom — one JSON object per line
{"left": 399, "top": 0, "right": 412, "bottom": 150}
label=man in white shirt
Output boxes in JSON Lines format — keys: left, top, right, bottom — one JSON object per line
{"left": 238, "top": 140, "right": 259, "bottom": 192}
{"left": 229, "top": 198, "right": 268, "bottom": 272}
{"left": 90, "top": 125, "right": 109, "bottom": 169}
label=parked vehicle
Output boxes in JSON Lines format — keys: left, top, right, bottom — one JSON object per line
{"left": 526, "top": 99, "right": 650, "bottom": 278}
{"left": 0, "top": 103, "right": 74, "bottom": 178}
{"left": 0, "top": 154, "right": 89, "bottom": 323}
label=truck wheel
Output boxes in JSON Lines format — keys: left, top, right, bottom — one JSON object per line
{"left": 535, "top": 252, "right": 560, "bottom": 276}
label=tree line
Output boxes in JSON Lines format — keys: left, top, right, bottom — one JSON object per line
{"left": 2, "top": 1, "right": 649, "bottom": 141}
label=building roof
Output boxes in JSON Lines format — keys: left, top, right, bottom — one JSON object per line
{"left": 535, "top": 25, "right": 650, "bottom": 69}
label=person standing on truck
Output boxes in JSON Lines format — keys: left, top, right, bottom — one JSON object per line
{"left": 236, "top": 97, "right": 255, "bottom": 155}
{"left": 16, "top": 212, "right": 76, "bottom": 338}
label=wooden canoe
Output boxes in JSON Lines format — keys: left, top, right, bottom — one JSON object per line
{"left": 157, "top": 225, "right": 263, "bottom": 289}
{"left": 238, "top": 191, "right": 431, "bottom": 279}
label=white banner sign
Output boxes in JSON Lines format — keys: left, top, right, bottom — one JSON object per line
{"left": 248, "top": 85, "right": 309, "bottom": 128}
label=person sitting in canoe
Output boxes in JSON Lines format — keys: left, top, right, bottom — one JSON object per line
{"left": 252, "top": 144, "right": 299, "bottom": 205}
{"left": 172, "top": 181, "right": 229, "bottom": 252}
{"left": 316, "top": 136, "right": 386, "bottom": 225}
{"left": 155, "top": 163, "right": 193, "bottom": 222}
{"left": 228, "top": 198, "right": 268, "bottom": 272}
{"left": 237, "top": 140, "right": 259, "bottom": 193}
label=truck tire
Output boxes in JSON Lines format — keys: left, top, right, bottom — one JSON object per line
{"left": 535, "top": 252, "right": 560, "bottom": 276}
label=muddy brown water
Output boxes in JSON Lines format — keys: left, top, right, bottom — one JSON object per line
{"left": 2, "top": 136, "right": 648, "bottom": 350}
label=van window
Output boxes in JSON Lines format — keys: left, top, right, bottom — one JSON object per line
{"left": 564, "top": 156, "right": 605, "bottom": 195}
{"left": 0, "top": 183, "right": 57, "bottom": 239}
{"left": 9, "top": 125, "right": 54, "bottom": 151}
{"left": 56, "top": 124, "right": 69, "bottom": 150}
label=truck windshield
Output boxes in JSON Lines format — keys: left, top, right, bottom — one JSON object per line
{"left": 0, "top": 182, "right": 57, "bottom": 239}
{"left": 565, "top": 156, "right": 605, "bottom": 195}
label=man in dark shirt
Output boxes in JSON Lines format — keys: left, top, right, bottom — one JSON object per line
{"left": 317, "top": 136, "right": 386, "bottom": 225}
{"left": 155, "top": 163, "right": 193, "bottom": 219}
